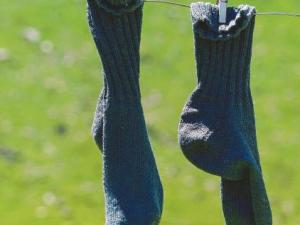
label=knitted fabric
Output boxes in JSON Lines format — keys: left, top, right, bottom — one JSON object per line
{"left": 92, "top": 82, "right": 106, "bottom": 150}
{"left": 179, "top": 3, "right": 272, "bottom": 225}
{"left": 87, "top": 0, "right": 163, "bottom": 224}
{"left": 96, "top": 0, "right": 143, "bottom": 15}
{"left": 91, "top": 0, "right": 143, "bottom": 151}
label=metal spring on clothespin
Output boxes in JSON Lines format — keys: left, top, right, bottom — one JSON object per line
{"left": 218, "top": 0, "right": 228, "bottom": 23}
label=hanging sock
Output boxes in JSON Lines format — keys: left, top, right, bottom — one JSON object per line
{"left": 179, "top": 2, "right": 272, "bottom": 225}
{"left": 87, "top": 0, "right": 163, "bottom": 224}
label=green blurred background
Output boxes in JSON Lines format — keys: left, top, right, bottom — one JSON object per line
{"left": 1, "top": 0, "right": 300, "bottom": 224}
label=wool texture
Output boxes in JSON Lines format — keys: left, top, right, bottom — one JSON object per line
{"left": 96, "top": 0, "right": 144, "bottom": 15}
{"left": 87, "top": 0, "right": 163, "bottom": 224}
{"left": 92, "top": 81, "right": 106, "bottom": 150}
{"left": 179, "top": 2, "right": 272, "bottom": 225}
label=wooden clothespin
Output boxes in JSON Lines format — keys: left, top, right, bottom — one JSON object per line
{"left": 218, "top": 0, "right": 228, "bottom": 24}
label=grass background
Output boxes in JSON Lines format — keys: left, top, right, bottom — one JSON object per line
{"left": 1, "top": 0, "right": 300, "bottom": 224}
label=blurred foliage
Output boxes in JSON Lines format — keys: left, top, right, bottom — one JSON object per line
{"left": 0, "top": 0, "right": 300, "bottom": 224}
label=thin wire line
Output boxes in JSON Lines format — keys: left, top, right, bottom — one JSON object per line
{"left": 145, "top": 0, "right": 300, "bottom": 17}
{"left": 146, "top": 0, "right": 190, "bottom": 8}
{"left": 257, "top": 12, "right": 300, "bottom": 17}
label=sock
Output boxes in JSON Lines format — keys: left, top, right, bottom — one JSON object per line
{"left": 87, "top": 1, "right": 163, "bottom": 224}
{"left": 179, "top": 3, "right": 272, "bottom": 225}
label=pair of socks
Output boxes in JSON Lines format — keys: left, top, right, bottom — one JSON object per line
{"left": 87, "top": 0, "right": 163, "bottom": 224}
{"left": 88, "top": 0, "right": 272, "bottom": 224}
{"left": 179, "top": 2, "right": 272, "bottom": 225}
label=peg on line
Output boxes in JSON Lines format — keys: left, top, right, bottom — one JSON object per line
{"left": 218, "top": 0, "right": 228, "bottom": 24}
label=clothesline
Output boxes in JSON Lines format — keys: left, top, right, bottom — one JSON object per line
{"left": 145, "top": 0, "right": 300, "bottom": 17}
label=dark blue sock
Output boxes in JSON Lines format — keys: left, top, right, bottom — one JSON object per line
{"left": 87, "top": 0, "right": 163, "bottom": 224}
{"left": 179, "top": 3, "right": 272, "bottom": 224}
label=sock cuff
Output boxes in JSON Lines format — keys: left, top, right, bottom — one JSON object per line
{"left": 191, "top": 2, "right": 256, "bottom": 41}
{"left": 192, "top": 4, "right": 256, "bottom": 105}
{"left": 93, "top": 0, "right": 144, "bottom": 15}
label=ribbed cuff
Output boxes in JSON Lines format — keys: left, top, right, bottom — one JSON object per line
{"left": 192, "top": 3, "right": 255, "bottom": 105}
{"left": 191, "top": 2, "right": 256, "bottom": 41}
{"left": 88, "top": 0, "right": 142, "bottom": 101}
{"left": 94, "top": 0, "right": 144, "bottom": 15}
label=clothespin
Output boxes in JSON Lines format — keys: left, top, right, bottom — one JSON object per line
{"left": 218, "top": 0, "right": 228, "bottom": 24}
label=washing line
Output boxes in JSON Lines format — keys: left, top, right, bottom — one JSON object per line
{"left": 145, "top": 0, "right": 300, "bottom": 18}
